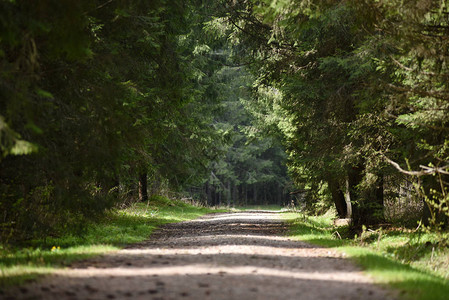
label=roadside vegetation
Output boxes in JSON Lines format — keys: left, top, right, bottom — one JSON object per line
{"left": 0, "top": 196, "right": 226, "bottom": 288}
{"left": 1, "top": 1, "right": 449, "bottom": 297}
{"left": 285, "top": 211, "right": 449, "bottom": 300}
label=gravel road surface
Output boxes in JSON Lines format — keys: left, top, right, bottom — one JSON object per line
{"left": 3, "top": 211, "right": 396, "bottom": 300}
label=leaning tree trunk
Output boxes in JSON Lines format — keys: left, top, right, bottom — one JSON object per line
{"left": 138, "top": 172, "right": 148, "bottom": 202}
{"left": 374, "top": 174, "right": 385, "bottom": 222}
{"left": 328, "top": 179, "right": 350, "bottom": 218}
{"left": 348, "top": 165, "right": 364, "bottom": 227}
{"left": 206, "top": 182, "right": 213, "bottom": 206}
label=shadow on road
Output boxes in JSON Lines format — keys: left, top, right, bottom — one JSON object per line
{"left": 4, "top": 212, "right": 396, "bottom": 300}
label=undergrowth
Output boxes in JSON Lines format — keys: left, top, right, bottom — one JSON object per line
{"left": 0, "top": 196, "right": 226, "bottom": 288}
{"left": 284, "top": 211, "right": 449, "bottom": 300}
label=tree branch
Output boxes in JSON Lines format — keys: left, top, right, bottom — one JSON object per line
{"left": 383, "top": 154, "right": 449, "bottom": 176}
{"left": 84, "top": 0, "right": 114, "bottom": 15}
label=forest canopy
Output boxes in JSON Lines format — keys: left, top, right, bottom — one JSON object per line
{"left": 1, "top": 0, "right": 448, "bottom": 242}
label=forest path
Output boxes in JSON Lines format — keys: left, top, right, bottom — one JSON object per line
{"left": 6, "top": 211, "right": 396, "bottom": 300}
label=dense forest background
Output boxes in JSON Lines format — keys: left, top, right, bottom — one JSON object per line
{"left": 1, "top": 0, "right": 448, "bottom": 243}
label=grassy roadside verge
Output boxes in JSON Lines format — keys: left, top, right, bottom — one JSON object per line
{"left": 0, "top": 197, "right": 226, "bottom": 288}
{"left": 284, "top": 211, "right": 449, "bottom": 300}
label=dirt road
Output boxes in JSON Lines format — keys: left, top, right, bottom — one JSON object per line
{"left": 4, "top": 211, "right": 396, "bottom": 300}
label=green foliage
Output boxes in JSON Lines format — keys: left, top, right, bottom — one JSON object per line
{"left": 219, "top": 0, "right": 449, "bottom": 229}
{"left": 221, "top": 0, "right": 383, "bottom": 221}
{"left": 200, "top": 64, "right": 292, "bottom": 207}
{"left": 2, "top": 0, "right": 449, "bottom": 248}
{"left": 0, "top": 0, "right": 227, "bottom": 242}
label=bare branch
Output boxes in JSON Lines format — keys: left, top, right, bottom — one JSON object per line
{"left": 210, "top": 171, "right": 226, "bottom": 190}
{"left": 389, "top": 56, "right": 449, "bottom": 77}
{"left": 84, "top": 0, "right": 114, "bottom": 15}
{"left": 384, "top": 156, "right": 431, "bottom": 176}
{"left": 383, "top": 155, "right": 449, "bottom": 176}
{"left": 419, "top": 165, "right": 449, "bottom": 175}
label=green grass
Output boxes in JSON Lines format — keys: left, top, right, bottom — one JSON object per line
{"left": 284, "top": 212, "right": 449, "bottom": 300}
{"left": 0, "top": 197, "right": 226, "bottom": 288}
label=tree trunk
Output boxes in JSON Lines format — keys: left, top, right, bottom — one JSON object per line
{"left": 374, "top": 174, "right": 384, "bottom": 222}
{"left": 422, "top": 198, "right": 432, "bottom": 226}
{"left": 227, "top": 181, "right": 231, "bottom": 207}
{"left": 363, "top": 173, "right": 384, "bottom": 225}
{"left": 150, "top": 176, "right": 160, "bottom": 198}
{"left": 206, "top": 182, "right": 212, "bottom": 206}
{"left": 350, "top": 168, "right": 385, "bottom": 226}
{"left": 233, "top": 184, "right": 238, "bottom": 206}
{"left": 244, "top": 184, "right": 248, "bottom": 206}
{"left": 213, "top": 188, "right": 217, "bottom": 207}
{"left": 328, "top": 179, "right": 349, "bottom": 218}
{"left": 348, "top": 165, "right": 364, "bottom": 227}
{"left": 253, "top": 184, "right": 258, "bottom": 204}
{"left": 138, "top": 172, "right": 148, "bottom": 202}
{"left": 263, "top": 184, "right": 267, "bottom": 204}
{"left": 344, "top": 178, "right": 352, "bottom": 217}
